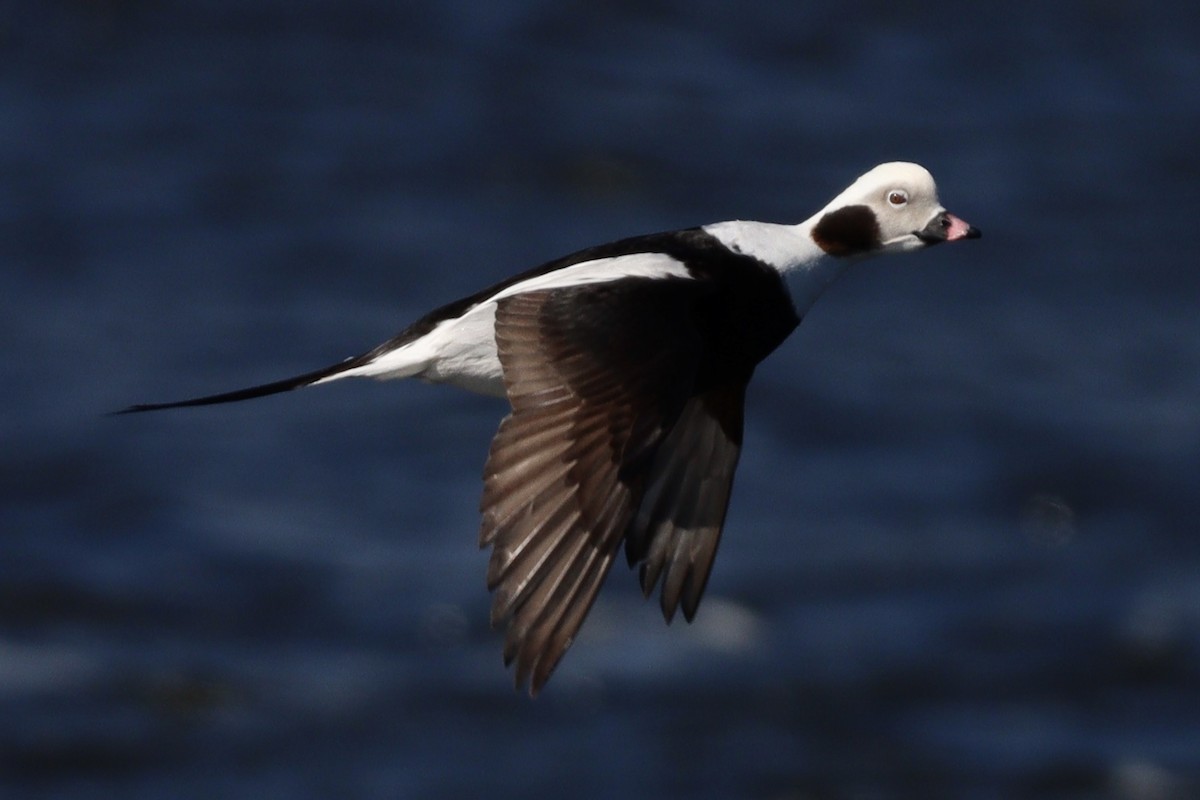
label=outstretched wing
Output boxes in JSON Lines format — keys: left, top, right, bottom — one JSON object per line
{"left": 625, "top": 383, "right": 744, "bottom": 624}
{"left": 480, "top": 276, "right": 746, "bottom": 694}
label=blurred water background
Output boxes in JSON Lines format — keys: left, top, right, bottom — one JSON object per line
{"left": 3, "top": 2, "right": 1200, "bottom": 798}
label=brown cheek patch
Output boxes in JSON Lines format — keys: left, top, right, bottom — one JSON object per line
{"left": 811, "top": 205, "right": 882, "bottom": 257}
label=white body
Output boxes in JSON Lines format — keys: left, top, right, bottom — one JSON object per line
{"left": 315, "top": 161, "right": 957, "bottom": 398}
{"left": 315, "top": 221, "right": 834, "bottom": 397}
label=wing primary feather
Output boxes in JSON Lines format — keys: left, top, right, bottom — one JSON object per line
{"left": 626, "top": 388, "right": 744, "bottom": 623}
{"left": 516, "top": 477, "right": 630, "bottom": 693}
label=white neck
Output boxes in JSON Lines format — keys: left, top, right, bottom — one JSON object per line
{"left": 702, "top": 218, "right": 849, "bottom": 314}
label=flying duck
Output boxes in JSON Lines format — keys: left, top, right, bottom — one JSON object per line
{"left": 119, "top": 161, "right": 981, "bottom": 694}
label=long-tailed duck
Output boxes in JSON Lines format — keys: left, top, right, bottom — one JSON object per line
{"left": 119, "top": 162, "right": 980, "bottom": 694}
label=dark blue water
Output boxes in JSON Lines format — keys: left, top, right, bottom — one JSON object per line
{"left": 4, "top": 2, "right": 1199, "bottom": 797}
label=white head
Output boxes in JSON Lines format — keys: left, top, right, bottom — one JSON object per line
{"left": 809, "top": 162, "right": 980, "bottom": 258}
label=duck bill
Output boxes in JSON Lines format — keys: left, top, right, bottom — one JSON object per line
{"left": 916, "top": 212, "right": 982, "bottom": 245}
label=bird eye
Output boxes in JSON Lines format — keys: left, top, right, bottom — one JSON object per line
{"left": 888, "top": 190, "right": 909, "bottom": 207}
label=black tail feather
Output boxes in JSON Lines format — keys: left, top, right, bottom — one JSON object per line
{"left": 111, "top": 358, "right": 360, "bottom": 415}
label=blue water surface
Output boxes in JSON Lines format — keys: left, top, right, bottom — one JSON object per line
{"left": 3, "top": 2, "right": 1199, "bottom": 798}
